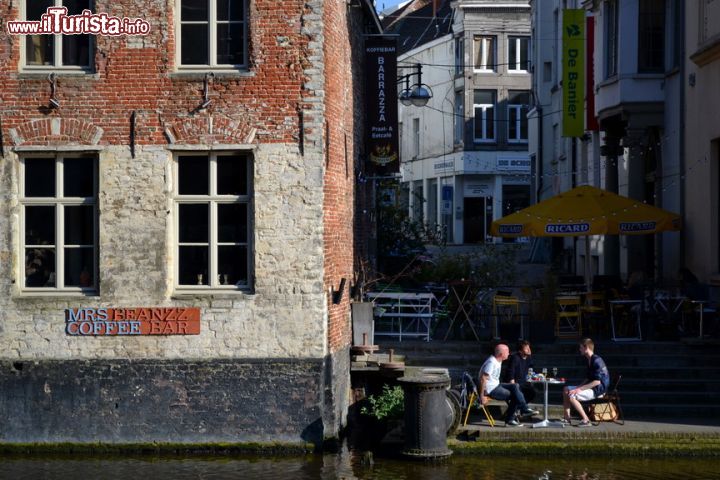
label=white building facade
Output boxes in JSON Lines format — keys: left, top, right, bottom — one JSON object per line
{"left": 396, "top": 0, "right": 532, "bottom": 245}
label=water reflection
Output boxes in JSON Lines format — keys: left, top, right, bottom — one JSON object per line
{"left": 0, "top": 451, "right": 718, "bottom": 480}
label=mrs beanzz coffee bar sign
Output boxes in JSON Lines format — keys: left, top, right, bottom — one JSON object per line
{"left": 65, "top": 307, "right": 200, "bottom": 336}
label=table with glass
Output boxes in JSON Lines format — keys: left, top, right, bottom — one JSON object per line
{"left": 529, "top": 377, "right": 566, "bottom": 428}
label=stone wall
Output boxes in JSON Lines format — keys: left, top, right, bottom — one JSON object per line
{"left": 0, "top": 358, "right": 325, "bottom": 444}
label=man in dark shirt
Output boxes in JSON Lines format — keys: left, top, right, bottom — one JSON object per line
{"left": 562, "top": 337, "right": 610, "bottom": 427}
{"left": 502, "top": 340, "right": 536, "bottom": 404}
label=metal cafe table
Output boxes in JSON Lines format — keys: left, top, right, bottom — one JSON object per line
{"left": 609, "top": 299, "right": 643, "bottom": 341}
{"left": 529, "top": 377, "right": 566, "bottom": 428}
{"left": 366, "top": 291, "right": 435, "bottom": 342}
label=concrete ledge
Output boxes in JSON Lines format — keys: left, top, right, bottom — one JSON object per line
{"left": 0, "top": 441, "right": 314, "bottom": 455}
{"left": 450, "top": 434, "right": 720, "bottom": 457}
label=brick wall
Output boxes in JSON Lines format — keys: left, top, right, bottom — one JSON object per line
{"left": 0, "top": 0, "right": 377, "bottom": 444}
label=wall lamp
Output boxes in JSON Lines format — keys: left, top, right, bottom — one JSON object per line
{"left": 398, "top": 63, "right": 433, "bottom": 107}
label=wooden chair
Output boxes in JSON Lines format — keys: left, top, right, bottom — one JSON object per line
{"left": 581, "top": 291, "right": 607, "bottom": 337}
{"left": 555, "top": 295, "right": 583, "bottom": 338}
{"left": 581, "top": 375, "right": 625, "bottom": 425}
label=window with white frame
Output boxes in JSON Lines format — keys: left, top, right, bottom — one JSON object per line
{"left": 507, "top": 90, "right": 530, "bottom": 143}
{"left": 175, "top": 153, "right": 252, "bottom": 290}
{"left": 179, "top": 0, "right": 248, "bottom": 68}
{"left": 454, "top": 36, "right": 464, "bottom": 76}
{"left": 23, "top": 0, "right": 93, "bottom": 69}
{"left": 473, "top": 90, "right": 495, "bottom": 142}
{"left": 454, "top": 91, "right": 464, "bottom": 145}
{"left": 412, "top": 118, "right": 420, "bottom": 158}
{"left": 605, "top": 0, "right": 618, "bottom": 78}
{"left": 21, "top": 156, "right": 97, "bottom": 291}
{"left": 637, "top": 0, "right": 665, "bottom": 73}
{"left": 508, "top": 36, "right": 530, "bottom": 72}
{"left": 473, "top": 36, "right": 496, "bottom": 71}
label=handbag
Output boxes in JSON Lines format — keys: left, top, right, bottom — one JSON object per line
{"left": 589, "top": 400, "right": 618, "bottom": 422}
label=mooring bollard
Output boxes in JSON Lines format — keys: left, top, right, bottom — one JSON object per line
{"left": 398, "top": 373, "right": 453, "bottom": 459}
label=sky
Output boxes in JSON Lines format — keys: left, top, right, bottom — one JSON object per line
{"left": 375, "top": 0, "right": 404, "bottom": 13}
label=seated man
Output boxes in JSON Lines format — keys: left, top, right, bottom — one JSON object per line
{"left": 502, "top": 340, "right": 536, "bottom": 405}
{"left": 562, "top": 337, "right": 610, "bottom": 427}
{"left": 479, "top": 343, "right": 538, "bottom": 427}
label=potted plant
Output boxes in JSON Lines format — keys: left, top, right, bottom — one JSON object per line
{"left": 360, "top": 384, "right": 405, "bottom": 446}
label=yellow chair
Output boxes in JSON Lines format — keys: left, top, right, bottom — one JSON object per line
{"left": 460, "top": 372, "right": 495, "bottom": 427}
{"left": 463, "top": 390, "right": 496, "bottom": 428}
{"left": 581, "top": 291, "right": 607, "bottom": 337}
{"left": 492, "top": 295, "right": 521, "bottom": 340}
{"left": 555, "top": 295, "right": 583, "bottom": 338}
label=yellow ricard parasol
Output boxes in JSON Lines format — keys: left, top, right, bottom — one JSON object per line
{"left": 490, "top": 185, "right": 681, "bottom": 289}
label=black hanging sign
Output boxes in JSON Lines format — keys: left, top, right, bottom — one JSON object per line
{"left": 365, "top": 38, "right": 399, "bottom": 175}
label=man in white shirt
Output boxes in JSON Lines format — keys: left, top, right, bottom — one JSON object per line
{"left": 479, "top": 343, "right": 538, "bottom": 426}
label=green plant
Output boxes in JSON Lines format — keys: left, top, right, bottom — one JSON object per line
{"left": 360, "top": 385, "right": 404, "bottom": 421}
{"left": 414, "top": 244, "right": 520, "bottom": 288}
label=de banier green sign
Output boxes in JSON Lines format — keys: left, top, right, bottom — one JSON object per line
{"left": 562, "top": 9, "right": 585, "bottom": 137}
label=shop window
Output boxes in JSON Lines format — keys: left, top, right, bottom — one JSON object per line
{"left": 21, "top": 156, "right": 97, "bottom": 291}
{"left": 23, "top": 0, "right": 93, "bottom": 69}
{"left": 175, "top": 153, "right": 252, "bottom": 290}
{"left": 179, "top": 0, "right": 248, "bottom": 69}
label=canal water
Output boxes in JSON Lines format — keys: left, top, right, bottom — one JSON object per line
{"left": 1, "top": 451, "right": 718, "bottom": 480}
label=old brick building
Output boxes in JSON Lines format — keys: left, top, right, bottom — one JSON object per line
{"left": 0, "top": 0, "right": 380, "bottom": 445}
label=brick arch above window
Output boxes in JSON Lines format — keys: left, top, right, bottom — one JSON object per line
{"left": 9, "top": 118, "right": 103, "bottom": 146}
{"left": 163, "top": 116, "right": 256, "bottom": 145}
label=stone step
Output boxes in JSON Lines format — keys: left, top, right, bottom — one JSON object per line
{"left": 419, "top": 360, "right": 720, "bottom": 380}
{"left": 531, "top": 354, "right": 720, "bottom": 368}
{"left": 397, "top": 352, "right": 720, "bottom": 369}
{"left": 379, "top": 340, "right": 719, "bottom": 356}
{"left": 470, "top": 403, "right": 720, "bottom": 423}
{"left": 536, "top": 390, "right": 716, "bottom": 405}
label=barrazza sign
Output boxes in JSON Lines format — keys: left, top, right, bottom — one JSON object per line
{"left": 65, "top": 307, "right": 200, "bottom": 336}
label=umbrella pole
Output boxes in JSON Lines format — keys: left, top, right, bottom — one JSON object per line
{"left": 585, "top": 235, "right": 592, "bottom": 294}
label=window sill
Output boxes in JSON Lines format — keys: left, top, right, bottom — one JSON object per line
{"left": 18, "top": 70, "right": 99, "bottom": 80}
{"left": 12, "top": 290, "right": 100, "bottom": 300}
{"left": 473, "top": 69, "right": 497, "bottom": 74}
{"left": 172, "top": 289, "right": 254, "bottom": 300}
{"left": 170, "top": 70, "right": 255, "bottom": 80}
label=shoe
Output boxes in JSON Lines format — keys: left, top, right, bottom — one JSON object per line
{"left": 520, "top": 407, "right": 540, "bottom": 416}
{"left": 576, "top": 420, "right": 593, "bottom": 427}
{"left": 505, "top": 419, "right": 524, "bottom": 427}
{"left": 559, "top": 418, "right": 572, "bottom": 425}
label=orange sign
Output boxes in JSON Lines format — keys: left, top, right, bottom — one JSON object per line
{"left": 65, "top": 308, "right": 201, "bottom": 336}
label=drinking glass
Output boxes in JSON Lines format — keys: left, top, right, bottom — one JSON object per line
{"left": 542, "top": 367, "right": 548, "bottom": 377}
{"left": 552, "top": 367, "right": 558, "bottom": 378}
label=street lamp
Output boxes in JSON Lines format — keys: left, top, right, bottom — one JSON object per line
{"left": 398, "top": 63, "right": 433, "bottom": 107}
